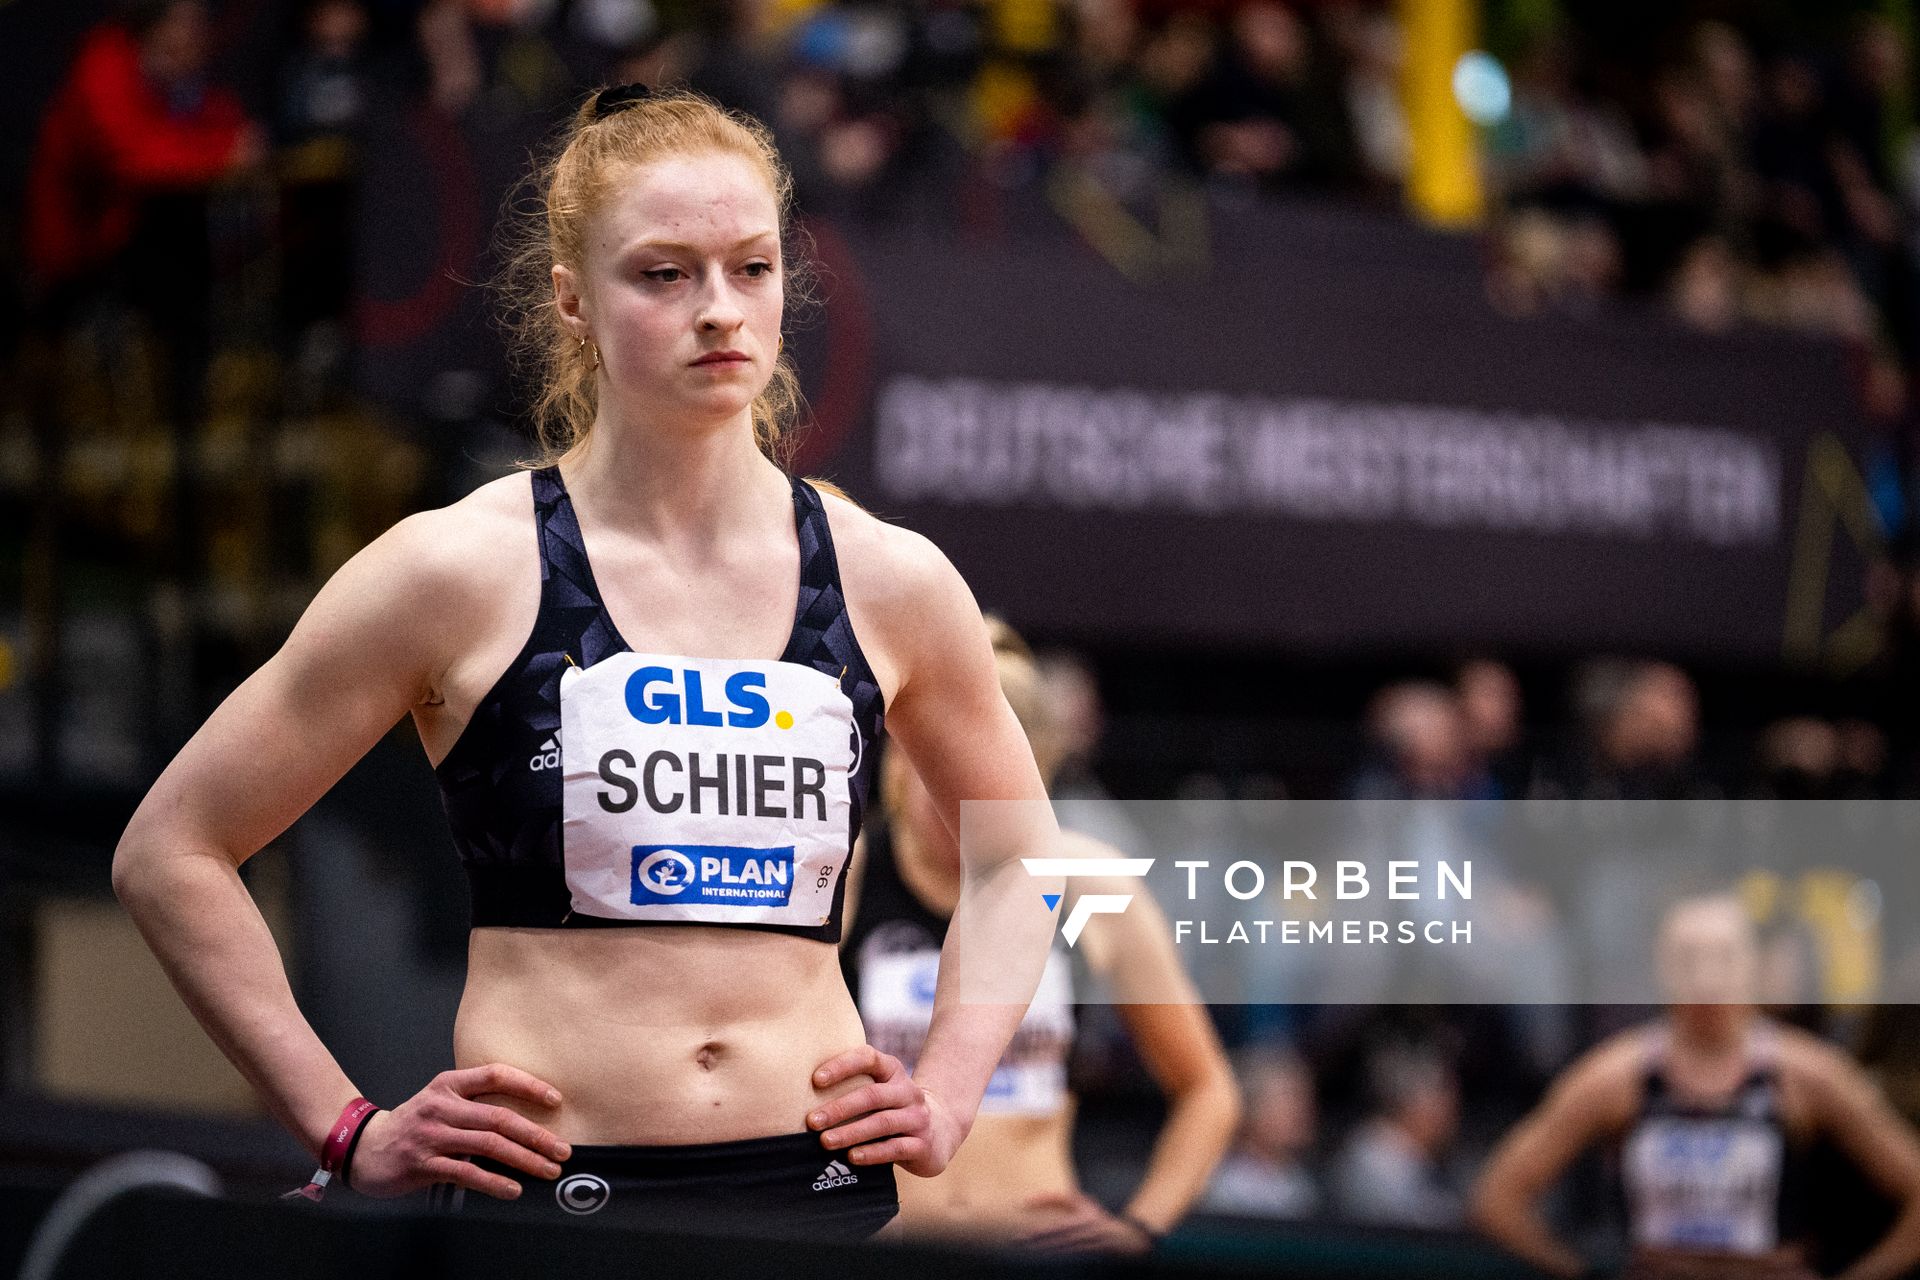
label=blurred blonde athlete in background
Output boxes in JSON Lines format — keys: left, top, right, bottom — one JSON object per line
{"left": 842, "top": 618, "right": 1241, "bottom": 1253}
{"left": 1473, "top": 894, "right": 1920, "bottom": 1280}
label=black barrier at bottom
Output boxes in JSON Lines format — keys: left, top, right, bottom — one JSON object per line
{"left": 6, "top": 1183, "right": 1548, "bottom": 1280}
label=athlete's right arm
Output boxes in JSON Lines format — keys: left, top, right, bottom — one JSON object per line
{"left": 111, "top": 510, "right": 570, "bottom": 1200}
{"left": 1469, "top": 1037, "right": 1640, "bottom": 1278}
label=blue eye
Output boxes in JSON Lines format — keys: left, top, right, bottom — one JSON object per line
{"left": 743, "top": 262, "right": 774, "bottom": 278}
{"left": 645, "top": 267, "right": 684, "bottom": 283}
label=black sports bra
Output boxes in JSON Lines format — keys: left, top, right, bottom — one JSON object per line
{"left": 433, "top": 465, "right": 886, "bottom": 942}
{"left": 841, "top": 823, "right": 1077, "bottom": 1114}
{"left": 1619, "top": 1024, "right": 1807, "bottom": 1255}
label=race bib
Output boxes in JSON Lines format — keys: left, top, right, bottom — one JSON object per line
{"left": 859, "top": 945, "right": 1076, "bottom": 1115}
{"left": 1625, "top": 1116, "right": 1783, "bottom": 1253}
{"left": 559, "top": 652, "right": 858, "bottom": 927}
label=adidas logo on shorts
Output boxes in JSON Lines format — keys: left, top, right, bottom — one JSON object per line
{"left": 812, "top": 1159, "right": 858, "bottom": 1191}
{"left": 529, "top": 735, "right": 560, "bottom": 771}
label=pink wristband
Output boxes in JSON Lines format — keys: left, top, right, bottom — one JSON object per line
{"left": 282, "top": 1097, "right": 379, "bottom": 1203}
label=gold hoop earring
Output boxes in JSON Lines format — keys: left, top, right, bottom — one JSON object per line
{"left": 580, "top": 337, "right": 600, "bottom": 371}
{"left": 777, "top": 335, "right": 784, "bottom": 355}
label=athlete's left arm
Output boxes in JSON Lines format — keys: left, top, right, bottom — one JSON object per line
{"left": 809, "top": 527, "right": 1062, "bottom": 1178}
{"left": 1023, "top": 853, "right": 1242, "bottom": 1252}
{"left": 1800, "top": 1037, "right": 1920, "bottom": 1280}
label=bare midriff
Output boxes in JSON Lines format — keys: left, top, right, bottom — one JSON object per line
{"left": 1625, "top": 1244, "right": 1813, "bottom": 1280}
{"left": 895, "top": 1107, "right": 1078, "bottom": 1238}
{"left": 457, "top": 925, "right": 873, "bottom": 1145}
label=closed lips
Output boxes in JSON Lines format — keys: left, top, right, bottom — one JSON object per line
{"left": 691, "top": 351, "right": 749, "bottom": 365}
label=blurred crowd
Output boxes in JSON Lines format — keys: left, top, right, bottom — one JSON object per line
{"left": 1035, "top": 646, "right": 1920, "bottom": 1254}
{"left": 15, "top": 2, "right": 1920, "bottom": 1258}
{"left": 8, "top": 0, "right": 1914, "bottom": 586}
{"left": 1353, "top": 655, "right": 1895, "bottom": 803}
{"left": 24, "top": 1, "right": 1920, "bottom": 356}
{"left": 16, "top": 0, "right": 1920, "bottom": 726}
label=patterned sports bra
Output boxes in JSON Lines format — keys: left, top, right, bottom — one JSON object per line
{"left": 433, "top": 465, "right": 886, "bottom": 942}
{"left": 1620, "top": 1023, "right": 1807, "bottom": 1255}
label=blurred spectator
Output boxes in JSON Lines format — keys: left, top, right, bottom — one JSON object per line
{"left": 1202, "top": 1045, "right": 1322, "bottom": 1220}
{"left": 26, "top": 0, "right": 259, "bottom": 304}
{"left": 1542, "top": 658, "right": 1705, "bottom": 800}
{"left": 1453, "top": 658, "right": 1525, "bottom": 799}
{"left": 769, "top": 6, "right": 927, "bottom": 218}
{"left": 277, "top": 0, "right": 370, "bottom": 399}
{"left": 1828, "top": 17, "right": 1908, "bottom": 309}
{"left": 416, "top": 0, "right": 481, "bottom": 117}
{"left": 1749, "top": 716, "right": 1887, "bottom": 799}
{"left": 25, "top": 0, "right": 262, "bottom": 588}
{"left": 1350, "top": 681, "right": 1471, "bottom": 799}
{"left": 1486, "top": 33, "right": 1645, "bottom": 216}
{"left": 1330, "top": 1043, "right": 1466, "bottom": 1229}
{"left": 280, "top": 0, "right": 368, "bottom": 147}
{"left": 683, "top": 0, "right": 786, "bottom": 127}
{"left": 1168, "top": 2, "right": 1354, "bottom": 191}
{"left": 1324, "top": 1, "right": 1406, "bottom": 195}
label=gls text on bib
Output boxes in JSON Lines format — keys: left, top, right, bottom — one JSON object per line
{"left": 560, "top": 652, "right": 859, "bottom": 927}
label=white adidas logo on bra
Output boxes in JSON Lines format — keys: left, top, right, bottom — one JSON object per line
{"left": 811, "top": 1159, "right": 858, "bottom": 1191}
{"left": 529, "top": 736, "right": 560, "bottom": 771}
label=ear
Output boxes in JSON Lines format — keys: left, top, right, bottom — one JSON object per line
{"left": 552, "top": 264, "right": 589, "bottom": 340}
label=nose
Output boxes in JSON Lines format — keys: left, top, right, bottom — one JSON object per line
{"left": 695, "top": 273, "right": 746, "bottom": 336}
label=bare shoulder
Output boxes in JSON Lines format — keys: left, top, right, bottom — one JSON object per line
{"left": 813, "top": 488, "right": 981, "bottom": 698}
{"left": 330, "top": 470, "right": 529, "bottom": 625}
{"left": 1543, "top": 1027, "right": 1646, "bottom": 1125}
{"left": 814, "top": 488, "right": 960, "bottom": 609}
{"left": 386, "top": 470, "right": 533, "bottom": 581}
{"left": 1773, "top": 1022, "right": 1868, "bottom": 1098}
{"left": 296, "top": 470, "right": 536, "bottom": 693}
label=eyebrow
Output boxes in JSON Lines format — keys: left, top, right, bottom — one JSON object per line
{"left": 624, "top": 232, "right": 778, "bottom": 258}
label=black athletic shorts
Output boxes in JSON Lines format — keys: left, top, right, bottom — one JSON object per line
{"left": 425, "top": 1131, "right": 897, "bottom": 1242}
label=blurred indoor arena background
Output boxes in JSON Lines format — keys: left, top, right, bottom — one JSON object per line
{"left": 5, "top": 0, "right": 1920, "bottom": 1275}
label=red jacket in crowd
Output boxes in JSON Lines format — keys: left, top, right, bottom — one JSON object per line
{"left": 26, "top": 23, "right": 249, "bottom": 292}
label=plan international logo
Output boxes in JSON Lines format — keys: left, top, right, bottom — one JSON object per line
{"left": 1020, "top": 858, "right": 1154, "bottom": 946}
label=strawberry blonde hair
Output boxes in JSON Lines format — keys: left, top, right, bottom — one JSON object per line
{"left": 498, "top": 87, "right": 813, "bottom": 467}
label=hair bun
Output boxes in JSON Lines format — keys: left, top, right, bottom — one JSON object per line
{"left": 591, "top": 82, "right": 653, "bottom": 120}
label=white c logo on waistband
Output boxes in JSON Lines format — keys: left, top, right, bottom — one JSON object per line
{"left": 556, "top": 1172, "right": 611, "bottom": 1215}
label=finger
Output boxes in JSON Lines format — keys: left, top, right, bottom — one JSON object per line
{"left": 421, "top": 1155, "right": 523, "bottom": 1201}
{"left": 1023, "top": 1226, "right": 1106, "bottom": 1254}
{"left": 808, "top": 1079, "right": 919, "bottom": 1131}
{"left": 443, "top": 1099, "right": 573, "bottom": 1163}
{"left": 1017, "top": 1208, "right": 1101, "bottom": 1241}
{"left": 821, "top": 1105, "right": 928, "bottom": 1150}
{"left": 1021, "top": 1190, "right": 1082, "bottom": 1210}
{"left": 811, "top": 1045, "right": 886, "bottom": 1090}
{"left": 1019, "top": 1220, "right": 1103, "bottom": 1248}
{"left": 845, "top": 1134, "right": 928, "bottom": 1167}
{"left": 443, "top": 1063, "right": 563, "bottom": 1108}
{"left": 439, "top": 1127, "right": 565, "bottom": 1180}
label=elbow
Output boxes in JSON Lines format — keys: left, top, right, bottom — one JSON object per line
{"left": 1466, "top": 1176, "right": 1505, "bottom": 1239}
{"left": 1214, "top": 1065, "right": 1246, "bottom": 1138}
{"left": 111, "top": 816, "right": 195, "bottom": 912}
{"left": 110, "top": 828, "right": 153, "bottom": 910}
{"left": 1173, "top": 1060, "right": 1244, "bottom": 1145}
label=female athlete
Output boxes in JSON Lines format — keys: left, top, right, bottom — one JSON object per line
{"left": 112, "top": 85, "right": 1062, "bottom": 1240}
{"left": 842, "top": 620, "right": 1240, "bottom": 1251}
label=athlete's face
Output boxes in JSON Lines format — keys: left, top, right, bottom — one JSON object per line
{"left": 556, "top": 149, "right": 782, "bottom": 431}
{"left": 1657, "top": 897, "right": 1759, "bottom": 1006}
